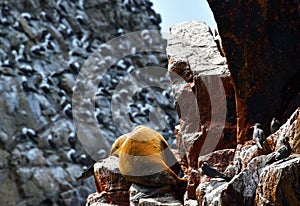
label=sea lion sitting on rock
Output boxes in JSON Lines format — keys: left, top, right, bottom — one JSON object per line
{"left": 111, "top": 125, "right": 187, "bottom": 190}
{"left": 77, "top": 125, "right": 187, "bottom": 198}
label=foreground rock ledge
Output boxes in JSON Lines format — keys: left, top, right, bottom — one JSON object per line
{"left": 196, "top": 107, "right": 300, "bottom": 205}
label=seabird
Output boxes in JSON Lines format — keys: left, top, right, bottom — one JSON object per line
{"left": 69, "top": 61, "right": 80, "bottom": 74}
{"left": 63, "top": 104, "right": 73, "bottom": 119}
{"left": 67, "top": 149, "right": 78, "bottom": 163}
{"left": 270, "top": 118, "right": 280, "bottom": 134}
{"left": 127, "top": 65, "right": 134, "bottom": 73}
{"left": 79, "top": 154, "right": 88, "bottom": 166}
{"left": 21, "top": 12, "right": 32, "bottom": 21}
{"left": 251, "top": 123, "right": 265, "bottom": 150}
{"left": 266, "top": 136, "right": 291, "bottom": 165}
{"left": 47, "top": 134, "right": 58, "bottom": 150}
{"left": 116, "top": 28, "right": 125, "bottom": 36}
{"left": 68, "top": 132, "right": 77, "bottom": 149}
{"left": 22, "top": 127, "right": 38, "bottom": 144}
{"left": 31, "top": 45, "right": 46, "bottom": 56}
{"left": 40, "top": 77, "right": 51, "bottom": 93}
{"left": 199, "top": 161, "right": 231, "bottom": 181}
{"left": 76, "top": 15, "right": 85, "bottom": 25}
{"left": 19, "top": 64, "right": 35, "bottom": 75}
{"left": 21, "top": 76, "right": 30, "bottom": 92}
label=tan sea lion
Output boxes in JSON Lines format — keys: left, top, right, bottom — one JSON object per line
{"left": 78, "top": 126, "right": 187, "bottom": 192}
{"left": 111, "top": 125, "right": 187, "bottom": 188}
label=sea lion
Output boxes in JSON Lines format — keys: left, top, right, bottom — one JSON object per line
{"left": 78, "top": 126, "right": 187, "bottom": 190}
{"left": 111, "top": 125, "right": 187, "bottom": 189}
{"left": 110, "top": 133, "right": 128, "bottom": 156}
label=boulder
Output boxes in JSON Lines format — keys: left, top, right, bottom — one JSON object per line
{"left": 167, "top": 20, "right": 236, "bottom": 165}
{"left": 255, "top": 155, "right": 300, "bottom": 205}
{"left": 86, "top": 156, "right": 131, "bottom": 206}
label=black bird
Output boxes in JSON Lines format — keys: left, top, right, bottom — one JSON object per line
{"left": 47, "top": 134, "right": 58, "bottom": 150}
{"left": 270, "top": 118, "right": 280, "bottom": 134}
{"left": 79, "top": 154, "right": 88, "bottom": 166}
{"left": 266, "top": 137, "right": 291, "bottom": 165}
{"left": 68, "top": 132, "right": 77, "bottom": 149}
{"left": 199, "top": 161, "right": 231, "bottom": 181}
{"left": 67, "top": 149, "right": 78, "bottom": 163}
{"left": 251, "top": 123, "right": 265, "bottom": 150}
{"left": 21, "top": 76, "right": 30, "bottom": 92}
{"left": 63, "top": 104, "right": 73, "bottom": 119}
{"left": 22, "top": 127, "right": 38, "bottom": 144}
{"left": 69, "top": 61, "right": 80, "bottom": 74}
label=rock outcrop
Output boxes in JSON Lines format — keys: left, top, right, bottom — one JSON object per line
{"left": 167, "top": 21, "right": 236, "bottom": 200}
{"left": 167, "top": 21, "right": 236, "bottom": 158}
{"left": 196, "top": 107, "right": 300, "bottom": 206}
{"left": 166, "top": 16, "right": 299, "bottom": 204}
{"left": 255, "top": 156, "right": 300, "bottom": 205}
{"left": 207, "top": 0, "right": 300, "bottom": 143}
{"left": 86, "top": 156, "right": 131, "bottom": 206}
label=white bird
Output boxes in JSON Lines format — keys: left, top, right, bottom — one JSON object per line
{"left": 251, "top": 123, "right": 265, "bottom": 150}
{"left": 270, "top": 118, "right": 280, "bottom": 134}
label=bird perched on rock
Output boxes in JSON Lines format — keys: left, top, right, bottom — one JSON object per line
{"left": 68, "top": 132, "right": 77, "bottom": 149}
{"left": 63, "top": 104, "right": 73, "bottom": 119}
{"left": 77, "top": 126, "right": 187, "bottom": 189}
{"left": 251, "top": 123, "right": 265, "bottom": 150}
{"left": 67, "top": 149, "right": 78, "bottom": 163}
{"left": 266, "top": 136, "right": 291, "bottom": 165}
{"left": 22, "top": 127, "right": 38, "bottom": 144}
{"left": 199, "top": 161, "right": 231, "bottom": 181}
{"left": 270, "top": 118, "right": 280, "bottom": 134}
{"left": 47, "top": 134, "right": 57, "bottom": 150}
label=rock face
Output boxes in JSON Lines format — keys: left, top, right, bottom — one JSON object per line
{"left": 86, "top": 156, "right": 131, "bottom": 206}
{"left": 166, "top": 14, "right": 300, "bottom": 204}
{"left": 167, "top": 21, "right": 236, "bottom": 161}
{"left": 266, "top": 107, "right": 300, "bottom": 154}
{"left": 0, "top": 0, "right": 175, "bottom": 205}
{"left": 167, "top": 21, "right": 236, "bottom": 200}
{"left": 195, "top": 107, "right": 300, "bottom": 206}
{"left": 207, "top": 0, "right": 300, "bottom": 143}
{"left": 255, "top": 156, "right": 300, "bottom": 205}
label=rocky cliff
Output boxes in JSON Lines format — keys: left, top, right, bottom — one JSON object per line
{"left": 164, "top": 0, "right": 300, "bottom": 204}
{"left": 207, "top": 0, "right": 300, "bottom": 143}
{"left": 0, "top": 0, "right": 176, "bottom": 205}
{"left": 84, "top": 4, "right": 300, "bottom": 203}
